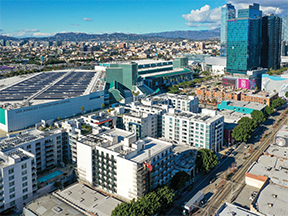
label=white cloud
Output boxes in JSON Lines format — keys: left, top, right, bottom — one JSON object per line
{"left": 71, "top": 24, "right": 80, "bottom": 26}
{"left": 82, "top": 18, "right": 93, "bottom": 22}
{"left": 32, "top": 32, "right": 54, "bottom": 37}
{"left": 182, "top": 5, "right": 222, "bottom": 29}
{"left": 228, "top": 1, "right": 286, "bottom": 15}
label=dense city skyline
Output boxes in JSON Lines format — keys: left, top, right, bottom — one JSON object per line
{"left": 0, "top": 0, "right": 286, "bottom": 38}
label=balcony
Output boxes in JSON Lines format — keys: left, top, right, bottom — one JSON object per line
{"left": 45, "top": 145, "right": 54, "bottom": 151}
{"left": 46, "top": 160, "right": 55, "bottom": 167}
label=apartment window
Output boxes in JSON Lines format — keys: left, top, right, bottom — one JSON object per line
{"left": 22, "top": 170, "right": 27, "bottom": 175}
{"left": 10, "top": 194, "right": 15, "bottom": 199}
{"left": 23, "top": 188, "right": 28, "bottom": 193}
{"left": 9, "top": 175, "right": 14, "bottom": 181}
{"left": 27, "top": 145, "right": 31, "bottom": 149}
{"left": 22, "top": 182, "right": 28, "bottom": 187}
{"left": 23, "top": 195, "right": 28, "bottom": 200}
{"left": 10, "top": 201, "right": 15, "bottom": 207}
{"left": 22, "top": 176, "right": 27, "bottom": 181}
{"left": 22, "top": 163, "right": 27, "bottom": 169}
{"left": 9, "top": 188, "right": 15, "bottom": 193}
{"left": 8, "top": 168, "right": 14, "bottom": 174}
{"left": 9, "top": 181, "right": 15, "bottom": 187}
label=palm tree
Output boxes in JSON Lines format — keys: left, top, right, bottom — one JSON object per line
{"left": 80, "top": 106, "right": 84, "bottom": 114}
{"left": 101, "top": 103, "right": 105, "bottom": 109}
{"left": 58, "top": 117, "right": 61, "bottom": 121}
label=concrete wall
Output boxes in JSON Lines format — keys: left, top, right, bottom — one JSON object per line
{"left": 76, "top": 142, "right": 93, "bottom": 185}
{"left": 116, "top": 157, "right": 137, "bottom": 200}
{"left": 0, "top": 91, "right": 104, "bottom": 132}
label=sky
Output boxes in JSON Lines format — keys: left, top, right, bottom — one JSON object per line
{"left": 0, "top": 0, "right": 287, "bottom": 38}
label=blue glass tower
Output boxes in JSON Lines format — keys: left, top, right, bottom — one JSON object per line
{"left": 282, "top": 16, "right": 288, "bottom": 56}
{"left": 226, "top": 3, "right": 262, "bottom": 74}
{"left": 261, "top": 14, "right": 282, "bottom": 69}
{"left": 220, "top": 4, "right": 236, "bottom": 57}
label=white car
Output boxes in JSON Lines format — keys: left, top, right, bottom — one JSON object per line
{"left": 249, "top": 196, "right": 255, "bottom": 201}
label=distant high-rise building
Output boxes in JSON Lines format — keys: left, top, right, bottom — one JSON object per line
{"left": 282, "top": 16, "right": 288, "bottom": 56}
{"left": 261, "top": 14, "right": 282, "bottom": 70}
{"left": 43, "top": 41, "right": 52, "bottom": 48}
{"left": 0, "top": 39, "right": 6, "bottom": 46}
{"left": 237, "top": 3, "right": 262, "bottom": 19}
{"left": 226, "top": 3, "right": 262, "bottom": 74}
{"left": 220, "top": 4, "right": 236, "bottom": 57}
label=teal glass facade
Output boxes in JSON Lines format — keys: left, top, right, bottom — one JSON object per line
{"left": 226, "top": 3, "right": 262, "bottom": 74}
{"left": 220, "top": 4, "right": 236, "bottom": 57}
{"left": 106, "top": 62, "right": 138, "bottom": 90}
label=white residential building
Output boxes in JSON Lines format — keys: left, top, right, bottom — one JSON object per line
{"left": 0, "top": 128, "right": 67, "bottom": 173}
{"left": 122, "top": 111, "right": 158, "bottom": 138}
{"left": 76, "top": 127, "right": 174, "bottom": 201}
{"left": 0, "top": 148, "right": 37, "bottom": 212}
{"left": 154, "top": 93, "right": 199, "bottom": 113}
{"left": 162, "top": 109, "right": 224, "bottom": 152}
{"left": 128, "top": 101, "right": 170, "bottom": 137}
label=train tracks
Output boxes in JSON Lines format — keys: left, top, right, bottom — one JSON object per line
{"left": 199, "top": 113, "right": 288, "bottom": 216}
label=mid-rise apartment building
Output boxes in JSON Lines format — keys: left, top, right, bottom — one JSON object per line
{"left": 0, "top": 148, "right": 37, "bottom": 212}
{"left": 122, "top": 111, "right": 158, "bottom": 139}
{"left": 162, "top": 109, "right": 224, "bottom": 152}
{"left": 76, "top": 127, "right": 174, "bottom": 200}
{"left": 0, "top": 128, "right": 66, "bottom": 173}
{"left": 154, "top": 93, "right": 199, "bottom": 113}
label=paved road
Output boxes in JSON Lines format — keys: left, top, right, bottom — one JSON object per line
{"left": 166, "top": 103, "right": 287, "bottom": 216}
{"left": 198, "top": 106, "right": 288, "bottom": 216}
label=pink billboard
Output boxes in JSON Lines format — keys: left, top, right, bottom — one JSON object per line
{"left": 238, "top": 79, "right": 249, "bottom": 89}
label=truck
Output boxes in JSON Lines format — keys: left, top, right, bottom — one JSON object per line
{"left": 183, "top": 191, "right": 205, "bottom": 215}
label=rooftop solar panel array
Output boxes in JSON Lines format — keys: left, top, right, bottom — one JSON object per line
{"left": 0, "top": 72, "right": 66, "bottom": 102}
{"left": 35, "top": 72, "right": 96, "bottom": 100}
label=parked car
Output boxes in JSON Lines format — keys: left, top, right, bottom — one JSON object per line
{"left": 249, "top": 196, "right": 255, "bottom": 201}
{"left": 231, "top": 152, "right": 237, "bottom": 156}
{"left": 209, "top": 177, "right": 216, "bottom": 184}
{"left": 254, "top": 135, "right": 258, "bottom": 139}
{"left": 245, "top": 145, "right": 249, "bottom": 148}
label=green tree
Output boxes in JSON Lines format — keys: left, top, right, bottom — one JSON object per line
{"left": 111, "top": 185, "right": 174, "bottom": 216}
{"left": 265, "top": 106, "right": 274, "bottom": 116}
{"left": 251, "top": 110, "right": 266, "bottom": 124}
{"left": 285, "top": 91, "right": 288, "bottom": 98}
{"left": 58, "top": 116, "right": 61, "bottom": 121}
{"left": 80, "top": 106, "right": 84, "bottom": 114}
{"left": 170, "top": 171, "right": 190, "bottom": 191}
{"left": 195, "top": 149, "right": 219, "bottom": 172}
{"left": 101, "top": 103, "right": 105, "bottom": 109}
{"left": 271, "top": 98, "right": 285, "bottom": 109}
{"left": 232, "top": 117, "right": 257, "bottom": 142}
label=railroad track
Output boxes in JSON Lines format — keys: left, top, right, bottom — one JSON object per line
{"left": 198, "top": 113, "right": 288, "bottom": 216}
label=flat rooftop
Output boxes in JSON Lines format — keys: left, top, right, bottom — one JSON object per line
{"left": 165, "top": 110, "right": 223, "bottom": 124}
{"left": 247, "top": 154, "right": 288, "bottom": 188}
{"left": 217, "top": 109, "right": 251, "bottom": 124}
{"left": 155, "top": 93, "right": 197, "bottom": 101}
{"left": 254, "top": 183, "right": 288, "bottom": 216}
{"left": 0, "top": 148, "right": 33, "bottom": 168}
{"left": 215, "top": 202, "right": 259, "bottom": 216}
{"left": 24, "top": 194, "right": 84, "bottom": 216}
{"left": 139, "top": 68, "right": 191, "bottom": 79}
{"left": 0, "top": 128, "right": 63, "bottom": 151}
{"left": 53, "top": 183, "right": 122, "bottom": 216}
{"left": 127, "top": 138, "right": 172, "bottom": 163}
{"left": 275, "top": 125, "right": 288, "bottom": 140}
{"left": 223, "top": 100, "right": 266, "bottom": 110}
{"left": 0, "top": 70, "right": 105, "bottom": 110}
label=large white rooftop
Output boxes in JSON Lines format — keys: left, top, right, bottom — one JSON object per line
{"left": 254, "top": 183, "right": 288, "bottom": 216}
{"left": 0, "top": 70, "right": 105, "bottom": 110}
{"left": 215, "top": 202, "right": 259, "bottom": 216}
{"left": 53, "top": 183, "right": 122, "bottom": 216}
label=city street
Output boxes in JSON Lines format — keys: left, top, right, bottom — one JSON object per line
{"left": 166, "top": 103, "right": 287, "bottom": 216}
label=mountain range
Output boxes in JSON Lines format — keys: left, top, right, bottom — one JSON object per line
{"left": 144, "top": 28, "right": 220, "bottom": 40}
{"left": 0, "top": 29, "right": 220, "bottom": 42}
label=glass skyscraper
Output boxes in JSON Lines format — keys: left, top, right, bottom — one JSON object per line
{"left": 282, "top": 16, "right": 288, "bottom": 56}
{"left": 220, "top": 4, "right": 236, "bottom": 57}
{"left": 226, "top": 4, "right": 262, "bottom": 74}
{"left": 261, "top": 14, "right": 282, "bottom": 69}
